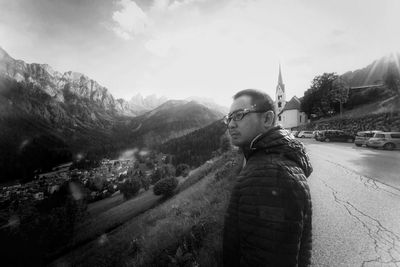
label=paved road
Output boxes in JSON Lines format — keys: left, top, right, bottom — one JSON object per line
{"left": 299, "top": 138, "right": 400, "bottom": 266}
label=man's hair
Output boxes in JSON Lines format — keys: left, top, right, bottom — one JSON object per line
{"left": 233, "top": 89, "right": 276, "bottom": 124}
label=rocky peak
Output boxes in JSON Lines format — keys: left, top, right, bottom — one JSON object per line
{"left": 129, "top": 93, "right": 168, "bottom": 111}
{"left": 185, "top": 96, "right": 228, "bottom": 114}
{"left": 0, "top": 47, "right": 139, "bottom": 116}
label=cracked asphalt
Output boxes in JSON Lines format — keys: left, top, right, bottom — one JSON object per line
{"left": 299, "top": 138, "right": 400, "bottom": 267}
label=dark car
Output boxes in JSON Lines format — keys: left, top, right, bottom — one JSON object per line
{"left": 320, "top": 130, "right": 355, "bottom": 143}
{"left": 314, "top": 130, "right": 323, "bottom": 141}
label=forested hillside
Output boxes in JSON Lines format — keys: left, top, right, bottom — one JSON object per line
{"left": 158, "top": 120, "right": 228, "bottom": 167}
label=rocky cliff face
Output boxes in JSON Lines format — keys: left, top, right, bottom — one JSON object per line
{"left": 0, "top": 46, "right": 140, "bottom": 116}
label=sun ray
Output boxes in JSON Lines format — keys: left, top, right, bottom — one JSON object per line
{"left": 392, "top": 52, "right": 400, "bottom": 76}
{"left": 364, "top": 57, "right": 380, "bottom": 85}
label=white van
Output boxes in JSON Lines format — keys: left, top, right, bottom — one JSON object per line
{"left": 367, "top": 132, "right": 400, "bottom": 150}
{"left": 354, "top": 130, "right": 382, "bottom": 147}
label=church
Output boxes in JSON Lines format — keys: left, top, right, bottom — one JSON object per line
{"left": 275, "top": 66, "right": 308, "bottom": 130}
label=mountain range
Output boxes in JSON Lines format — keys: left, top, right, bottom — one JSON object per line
{"left": 0, "top": 47, "right": 169, "bottom": 117}
{"left": 0, "top": 47, "right": 224, "bottom": 182}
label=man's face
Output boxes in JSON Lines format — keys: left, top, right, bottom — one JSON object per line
{"left": 227, "top": 95, "right": 264, "bottom": 147}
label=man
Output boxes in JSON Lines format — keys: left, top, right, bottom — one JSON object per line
{"left": 223, "top": 89, "right": 313, "bottom": 267}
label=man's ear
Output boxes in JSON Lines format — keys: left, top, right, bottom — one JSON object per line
{"left": 264, "top": 111, "right": 275, "bottom": 127}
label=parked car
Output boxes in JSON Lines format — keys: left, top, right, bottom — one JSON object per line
{"left": 367, "top": 132, "right": 400, "bottom": 150}
{"left": 319, "top": 130, "right": 355, "bottom": 143}
{"left": 291, "top": 130, "right": 299, "bottom": 137}
{"left": 354, "top": 130, "right": 383, "bottom": 147}
{"left": 298, "top": 131, "right": 315, "bottom": 138}
{"left": 315, "top": 130, "right": 336, "bottom": 141}
{"left": 314, "top": 130, "right": 324, "bottom": 141}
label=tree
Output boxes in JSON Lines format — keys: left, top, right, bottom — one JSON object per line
{"left": 160, "top": 163, "right": 176, "bottom": 178}
{"left": 301, "top": 73, "right": 346, "bottom": 119}
{"left": 150, "top": 163, "right": 176, "bottom": 184}
{"left": 220, "top": 134, "right": 232, "bottom": 153}
{"left": 87, "top": 176, "right": 105, "bottom": 191}
{"left": 119, "top": 177, "right": 141, "bottom": 199}
{"left": 140, "top": 175, "right": 151, "bottom": 190}
{"left": 146, "top": 160, "right": 155, "bottom": 169}
{"left": 176, "top": 163, "right": 190, "bottom": 177}
{"left": 330, "top": 77, "right": 349, "bottom": 117}
{"left": 150, "top": 168, "right": 162, "bottom": 184}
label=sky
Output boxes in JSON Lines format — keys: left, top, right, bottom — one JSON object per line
{"left": 0, "top": 0, "right": 399, "bottom": 107}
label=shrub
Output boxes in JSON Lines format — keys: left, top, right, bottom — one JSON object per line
{"left": 119, "top": 178, "right": 141, "bottom": 200}
{"left": 153, "top": 177, "right": 179, "bottom": 196}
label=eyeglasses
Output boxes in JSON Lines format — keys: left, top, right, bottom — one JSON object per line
{"left": 223, "top": 108, "right": 267, "bottom": 125}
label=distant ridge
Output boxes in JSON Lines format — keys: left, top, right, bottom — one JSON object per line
{"left": 341, "top": 53, "right": 400, "bottom": 87}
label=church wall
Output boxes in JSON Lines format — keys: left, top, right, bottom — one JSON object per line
{"left": 279, "top": 109, "right": 299, "bottom": 129}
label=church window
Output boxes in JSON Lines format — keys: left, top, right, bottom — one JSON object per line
{"left": 278, "top": 102, "right": 282, "bottom": 108}
{"left": 300, "top": 115, "right": 302, "bottom": 122}
{"left": 279, "top": 115, "right": 281, "bottom": 121}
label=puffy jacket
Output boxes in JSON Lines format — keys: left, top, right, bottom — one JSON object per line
{"left": 223, "top": 126, "right": 313, "bottom": 267}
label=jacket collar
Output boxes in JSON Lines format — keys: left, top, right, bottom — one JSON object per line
{"left": 241, "top": 125, "right": 285, "bottom": 159}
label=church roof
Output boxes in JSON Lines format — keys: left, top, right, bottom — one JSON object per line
{"left": 279, "top": 96, "right": 301, "bottom": 114}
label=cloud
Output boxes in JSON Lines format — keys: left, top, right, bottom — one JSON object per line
{"left": 112, "top": 0, "right": 150, "bottom": 38}
{"left": 288, "top": 56, "right": 313, "bottom": 67}
{"left": 144, "top": 36, "right": 173, "bottom": 57}
{"left": 332, "top": 29, "right": 345, "bottom": 36}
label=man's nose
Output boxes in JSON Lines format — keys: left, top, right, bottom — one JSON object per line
{"left": 228, "top": 119, "right": 237, "bottom": 129}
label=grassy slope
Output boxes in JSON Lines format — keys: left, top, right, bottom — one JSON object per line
{"left": 87, "top": 192, "right": 125, "bottom": 217}
{"left": 73, "top": 190, "right": 163, "bottom": 246}
{"left": 52, "top": 150, "right": 242, "bottom": 267}
{"left": 332, "top": 96, "right": 399, "bottom": 120}
{"left": 74, "top": 157, "right": 227, "bottom": 246}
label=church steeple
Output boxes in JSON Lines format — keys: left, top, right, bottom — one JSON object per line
{"left": 278, "top": 64, "right": 284, "bottom": 91}
{"left": 275, "top": 64, "right": 286, "bottom": 114}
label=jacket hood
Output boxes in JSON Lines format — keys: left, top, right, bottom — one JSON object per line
{"left": 243, "top": 125, "right": 313, "bottom": 177}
